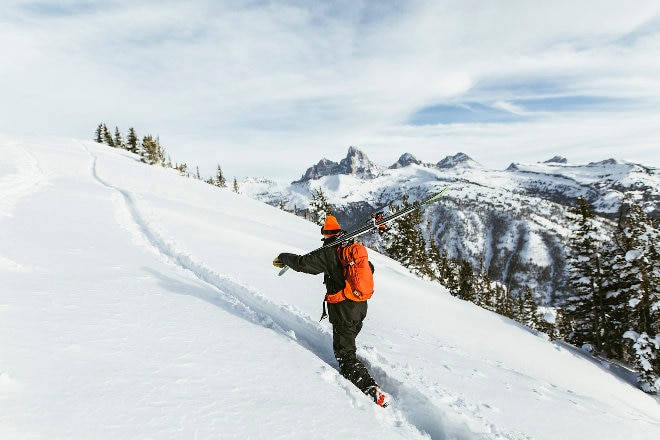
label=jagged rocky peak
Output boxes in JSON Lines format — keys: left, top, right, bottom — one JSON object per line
{"left": 294, "top": 146, "right": 382, "bottom": 182}
{"left": 436, "top": 152, "right": 478, "bottom": 169}
{"left": 544, "top": 156, "right": 568, "bottom": 164}
{"left": 297, "top": 158, "right": 337, "bottom": 181}
{"left": 389, "top": 152, "right": 421, "bottom": 169}
{"left": 339, "top": 146, "right": 382, "bottom": 178}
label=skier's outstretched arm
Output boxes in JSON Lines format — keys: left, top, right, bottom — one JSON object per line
{"left": 274, "top": 252, "right": 325, "bottom": 275}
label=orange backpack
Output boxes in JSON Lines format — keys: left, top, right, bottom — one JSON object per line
{"left": 326, "top": 242, "right": 374, "bottom": 304}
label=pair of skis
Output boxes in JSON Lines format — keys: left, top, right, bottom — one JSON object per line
{"left": 278, "top": 186, "right": 450, "bottom": 276}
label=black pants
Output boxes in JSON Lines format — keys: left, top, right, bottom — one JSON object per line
{"left": 327, "top": 300, "right": 377, "bottom": 392}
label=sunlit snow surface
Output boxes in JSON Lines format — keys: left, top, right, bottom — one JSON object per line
{"left": 1, "top": 137, "right": 659, "bottom": 439}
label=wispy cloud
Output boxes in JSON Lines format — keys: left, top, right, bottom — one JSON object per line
{"left": 1, "top": 0, "right": 659, "bottom": 180}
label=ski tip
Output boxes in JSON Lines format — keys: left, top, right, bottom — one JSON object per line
{"left": 427, "top": 185, "right": 451, "bottom": 202}
{"left": 438, "top": 184, "right": 451, "bottom": 195}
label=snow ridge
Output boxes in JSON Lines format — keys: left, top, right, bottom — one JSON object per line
{"left": 89, "top": 148, "right": 327, "bottom": 354}
{"left": 85, "top": 146, "right": 480, "bottom": 439}
{"left": 4, "top": 139, "right": 660, "bottom": 440}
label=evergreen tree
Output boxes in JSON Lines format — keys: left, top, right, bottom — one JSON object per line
{"left": 614, "top": 202, "right": 660, "bottom": 390}
{"left": 598, "top": 235, "right": 630, "bottom": 359}
{"left": 563, "top": 197, "right": 609, "bottom": 352}
{"left": 141, "top": 135, "right": 166, "bottom": 166}
{"left": 126, "top": 128, "right": 139, "bottom": 154}
{"left": 141, "top": 135, "right": 157, "bottom": 164}
{"left": 113, "top": 127, "right": 125, "bottom": 149}
{"left": 427, "top": 238, "right": 446, "bottom": 285}
{"left": 232, "top": 177, "right": 239, "bottom": 193}
{"left": 457, "top": 260, "right": 475, "bottom": 302}
{"left": 517, "top": 287, "right": 539, "bottom": 330}
{"left": 616, "top": 204, "right": 660, "bottom": 337}
{"left": 476, "top": 272, "right": 497, "bottom": 312}
{"left": 554, "top": 307, "right": 572, "bottom": 341}
{"left": 157, "top": 137, "right": 167, "bottom": 166}
{"left": 94, "top": 123, "right": 104, "bottom": 143}
{"left": 494, "top": 284, "right": 514, "bottom": 318}
{"left": 385, "top": 196, "right": 432, "bottom": 278}
{"left": 215, "top": 165, "right": 227, "bottom": 188}
{"left": 102, "top": 124, "right": 114, "bottom": 147}
{"left": 445, "top": 258, "right": 461, "bottom": 296}
{"left": 308, "top": 188, "right": 332, "bottom": 226}
{"left": 623, "top": 331, "right": 660, "bottom": 393}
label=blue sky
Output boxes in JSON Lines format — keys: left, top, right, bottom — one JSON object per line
{"left": 408, "top": 96, "right": 632, "bottom": 125}
{"left": 1, "top": 0, "right": 659, "bottom": 181}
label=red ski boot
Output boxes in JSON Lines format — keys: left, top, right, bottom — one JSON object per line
{"left": 366, "top": 386, "right": 389, "bottom": 407}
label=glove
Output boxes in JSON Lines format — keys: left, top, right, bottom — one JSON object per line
{"left": 273, "top": 256, "right": 286, "bottom": 268}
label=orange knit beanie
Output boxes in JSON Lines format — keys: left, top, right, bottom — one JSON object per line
{"left": 321, "top": 215, "right": 342, "bottom": 236}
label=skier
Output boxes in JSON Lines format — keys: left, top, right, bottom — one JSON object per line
{"left": 273, "top": 215, "right": 388, "bottom": 407}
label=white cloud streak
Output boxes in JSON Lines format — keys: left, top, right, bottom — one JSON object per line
{"left": 1, "top": 0, "right": 659, "bottom": 180}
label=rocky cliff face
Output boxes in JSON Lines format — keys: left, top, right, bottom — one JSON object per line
{"left": 294, "top": 146, "right": 382, "bottom": 182}
{"left": 389, "top": 153, "right": 422, "bottom": 169}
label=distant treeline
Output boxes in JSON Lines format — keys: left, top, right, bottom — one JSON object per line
{"left": 94, "top": 123, "right": 239, "bottom": 192}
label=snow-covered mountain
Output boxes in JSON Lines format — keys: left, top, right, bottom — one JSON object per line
{"left": 241, "top": 147, "right": 660, "bottom": 305}
{"left": 294, "top": 145, "right": 383, "bottom": 182}
{"left": 3, "top": 137, "right": 660, "bottom": 439}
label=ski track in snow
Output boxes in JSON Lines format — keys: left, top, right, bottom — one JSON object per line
{"left": 83, "top": 145, "right": 505, "bottom": 440}
{"left": 0, "top": 143, "right": 49, "bottom": 272}
{"left": 0, "top": 143, "right": 50, "bottom": 218}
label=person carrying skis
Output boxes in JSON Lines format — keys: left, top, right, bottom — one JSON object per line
{"left": 273, "top": 215, "right": 388, "bottom": 407}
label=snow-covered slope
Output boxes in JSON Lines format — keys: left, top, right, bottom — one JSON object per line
{"left": 241, "top": 148, "right": 660, "bottom": 304}
{"left": 1, "top": 137, "right": 659, "bottom": 439}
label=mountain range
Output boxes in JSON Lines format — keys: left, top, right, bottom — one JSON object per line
{"left": 241, "top": 147, "right": 660, "bottom": 305}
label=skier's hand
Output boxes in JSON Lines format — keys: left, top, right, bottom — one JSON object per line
{"left": 272, "top": 257, "right": 286, "bottom": 268}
